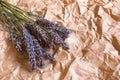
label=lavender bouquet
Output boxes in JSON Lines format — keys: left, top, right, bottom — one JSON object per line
{"left": 0, "top": 0, "right": 70, "bottom": 70}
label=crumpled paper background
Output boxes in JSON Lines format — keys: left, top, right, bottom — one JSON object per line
{"left": 0, "top": 0, "right": 120, "bottom": 80}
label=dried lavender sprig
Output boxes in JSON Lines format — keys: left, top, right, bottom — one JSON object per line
{"left": 22, "top": 27, "right": 37, "bottom": 70}
{"left": 33, "top": 39, "right": 44, "bottom": 68}
{"left": 35, "top": 17, "right": 71, "bottom": 40}
{"left": 22, "top": 27, "right": 55, "bottom": 69}
{"left": 25, "top": 23, "right": 52, "bottom": 48}
{"left": 10, "top": 28, "right": 23, "bottom": 53}
{"left": 25, "top": 23, "right": 55, "bottom": 62}
{"left": 49, "top": 31, "right": 69, "bottom": 51}
{"left": 25, "top": 21, "right": 70, "bottom": 51}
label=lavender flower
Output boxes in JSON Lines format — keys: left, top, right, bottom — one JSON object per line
{"left": 25, "top": 23, "right": 52, "bottom": 48}
{"left": 22, "top": 27, "right": 37, "bottom": 70}
{"left": 26, "top": 18, "right": 70, "bottom": 51}
{"left": 35, "top": 17, "right": 71, "bottom": 40}
{"left": 33, "top": 39, "right": 44, "bottom": 68}
{"left": 49, "top": 31, "right": 69, "bottom": 51}
{"left": 10, "top": 28, "right": 23, "bottom": 53}
{"left": 22, "top": 27, "right": 55, "bottom": 69}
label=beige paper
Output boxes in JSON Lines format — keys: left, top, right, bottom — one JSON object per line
{"left": 0, "top": 0, "right": 120, "bottom": 80}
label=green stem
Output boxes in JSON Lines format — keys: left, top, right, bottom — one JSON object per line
{"left": 0, "top": 1, "right": 34, "bottom": 22}
{"left": 1, "top": 3, "right": 31, "bottom": 22}
{"left": 1, "top": 0, "right": 27, "bottom": 15}
{"left": 1, "top": 7, "right": 21, "bottom": 33}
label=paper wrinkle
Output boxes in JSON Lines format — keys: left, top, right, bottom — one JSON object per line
{"left": 0, "top": 0, "right": 120, "bottom": 80}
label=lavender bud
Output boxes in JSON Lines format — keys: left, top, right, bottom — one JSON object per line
{"left": 22, "top": 27, "right": 37, "bottom": 70}
{"left": 35, "top": 17, "right": 71, "bottom": 40}
{"left": 10, "top": 28, "right": 23, "bottom": 53}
